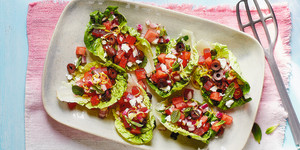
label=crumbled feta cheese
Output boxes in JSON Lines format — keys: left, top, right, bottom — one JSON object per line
{"left": 113, "top": 33, "right": 117, "bottom": 37}
{"left": 210, "top": 86, "right": 218, "bottom": 92}
{"left": 197, "top": 120, "right": 203, "bottom": 128}
{"left": 102, "top": 40, "right": 107, "bottom": 45}
{"left": 165, "top": 115, "right": 171, "bottom": 122}
{"left": 141, "top": 103, "right": 146, "bottom": 108}
{"left": 129, "top": 98, "right": 137, "bottom": 107}
{"left": 166, "top": 53, "right": 177, "bottom": 59}
{"left": 157, "top": 104, "right": 165, "bottom": 111}
{"left": 127, "top": 62, "right": 133, "bottom": 67}
{"left": 136, "top": 95, "right": 143, "bottom": 104}
{"left": 167, "top": 80, "right": 171, "bottom": 84}
{"left": 160, "top": 86, "right": 171, "bottom": 92}
{"left": 160, "top": 64, "right": 168, "bottom": 73}
{"left": 170, "top": 48, "right": 178, "bottom": 55}
{"left": 103, "top": 52, "right": 107, "bottom": 58}
{"left": 145, "top": 20, "right": 151, "bottom": 26}
{"left": 211, "top": 121, "right": 215, "bottom": 125}
{"left": 187, "top": 121, "right": 192, "bottom": 126}
{"left": 220, "top": 93, "right": 225, "bottom": 97}
{"left": 128, "top": 113, "right": 136, "bottom": 120}
{"left": 66, "top": 74, "right": 73, "bottom": 80}
{"left": 119, "top": 36, "right": 123, "bottom": 42}
{"left": 178, "top": 58, "right": 183, "bottom": 63}
{"left": 136, "top": 60, "right": 142, "bottom": 64}
{"left": 121, "top": 44, "right": 130, "bottom": 53}
{"left": 218, "top": 58, "right": 227, "bottom": 69}
{"left": 133, "top": 49, "right": 138, "bottom": 57}
{"left": 101, "top": 84, "right": 107, "bottom": 91}
{"left": 225, "top": 100, "right": 234, "bottom": 108}
{"left": 188, "top": 126, "right": 195, "bottom": 131}
{"left": 75, "top": 77, "right": 81, "bottom": 82}
{"left": 151, "top": 38, "right": 159, "bottom": 45}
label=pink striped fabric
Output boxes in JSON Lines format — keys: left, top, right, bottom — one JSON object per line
{"left": 26, "top": 1, "right": 291, "bottom": 149}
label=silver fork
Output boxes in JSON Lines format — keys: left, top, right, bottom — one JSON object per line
{"left": 236, "top": 0, "right": 300, "bottom": 148}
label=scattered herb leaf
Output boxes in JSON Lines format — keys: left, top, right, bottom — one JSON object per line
{"left": 252, "top": 122, "right": 262, "bottom": 144}
{"left": 183, "top": 35, "right": 189, "bottom": 41}
{"left": 76, "top": 56, "right": 82, "bottom": 68}
{"left": 171, "top": 110, "right": 181, "bottom": 123}
{"left": 265, "top": 124, "right": 279, "bottom": 134}
{"left": 72, "top": 85, "right": 84, "bottom": 96}
{"left": 215, "top": 120, "right": 226, "bottom": 126}
{"left": 161, "top": 114, "right": 167, "bottom": 123}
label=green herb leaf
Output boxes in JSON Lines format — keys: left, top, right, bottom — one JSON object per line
{"left": 161, "top": 114, "right": 167, "bottom": 123}
{"left": 252, "top": 122, "right": 262, "bottom": 144}
{"left": 159, "top": 27, "right": 167, "bottom": 36}
{"left": 183, "top": 107, "right": 192, "bottom": 113}
{"left": 265, "top": 124, "right": 279, "bottom": 134}
{"left": 171, "top": 110, "right": 181, "bottom": 123}
{"left": 215, "top": 120, "right": 226, "bottom": 126}
{"left": 183, "top": 35, "right": 189, "bottom": 41}
{"left": 76, "top": 56, "right": 82, "bottom": 68}
{"left": 172, "top": 61, "right": 180, "bottom": 71}
{"left": 130, "top": 120, "right": 144, "bottom": 127}
{"left": 92, "top": 85, "right": 104, "bottom": 94}
{"left": 72, "top": 85, "right": 85, "bottom": 96}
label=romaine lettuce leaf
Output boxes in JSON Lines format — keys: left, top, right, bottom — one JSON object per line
{"left": 84, "top": 7, "right": 152, "bottom": 71}
{"left": 147, "top": 30, "right": 198, "bottom": 98}
{"left": 193, "top": 43, "right": 251, "bottom": 110}
{"left": 57, "top": 61, "right": 127, "bottom": 109}
{"left": 113, "top": 75, "right": 155, "bottom": 144}
{"left": 154, "top": 99, "right": 217, "bottom": 144}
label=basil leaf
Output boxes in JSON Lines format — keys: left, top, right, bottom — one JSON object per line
{"left": 72, "top": 85, "right": 84, "bottom": 96}
{"left": 222, "top": 83, "right": 235, "bottom": 101}
{"left": 252, "top": 122, "right": 262, "bottom": 144}
{"left": 215, "top": 120, "right": 225, "bottom": 126}
{"left": 171, "top": 110, "right": 181, "bottom": 123}
{"left": 183, "top": 107, "right": 192, "bottom": 113}
{"left": 76, "top": 56, "right": 82, "bottom": 68}
{"left": 265, "top": 124, "right": 279, "bottom": 134}
{"left": 183, "top": 35, "right": 189, "bottom": 41}
{"left": 161, "top": 114, "right": 167, "bottom": 123}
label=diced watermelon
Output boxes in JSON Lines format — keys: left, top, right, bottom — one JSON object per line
{"left": 158, "top": 53, "right": 167, "bottom": 63}
{"left": 212, "top": 121, "right": 222, "bottom": 132}
{"left": 76, "top": 47, "right": 86, "bottom": 56}
{"left": 135, "top": 68, "right": 147, "bottom": 80}
{"left": 144, "top": 29, "right": 159, "bottom": 43}
{"left": 203, "top": 48, "right": 211, "bottom": 59}
{"left": 221, "top": 114, "right": 233, "bottom": 125}
{"left": 210, "top": 92, "right": 223, "bottom": 101}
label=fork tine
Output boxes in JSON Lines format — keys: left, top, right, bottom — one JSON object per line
{"left": 253, "top": 0, "right": 273, "bottom": 47}
{"left": 237, "top": 0, "right": 262, "bottom": 43}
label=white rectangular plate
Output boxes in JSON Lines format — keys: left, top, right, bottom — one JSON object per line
{"left": 42, "top": 0, "right": 265, "bottom": 149}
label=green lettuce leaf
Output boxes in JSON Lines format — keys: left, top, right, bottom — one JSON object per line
{"left": 193, "top": 43, "right": 251, "bottom": 110}
{"left": 57, "top": 61, "right": 127, "bottom": 109}
{"left": 154, "top": 99, "right": 217, "bottom": 144}
{"left": 84, "top": 7, "right": 152, "bottom": 71}
{"left": 112, "top": 76, "right": 155, "bottom": 144}
{"left": 147, "top": 32, "right": 198, "bottom": 98}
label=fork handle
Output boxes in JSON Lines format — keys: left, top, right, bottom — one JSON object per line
{"left": 267, "top": 55, "right": 300, "bottom": 146}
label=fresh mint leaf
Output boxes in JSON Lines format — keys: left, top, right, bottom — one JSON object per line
{"left": 72, "top": 85, "right": 84, "bottom": 96}
{"left": 215, "top": 120, "right": 225, "bottom": 126}
{"left": 76, "top": 56, "right": 82, "bottom": 68}
{"left": 252, "top": 122, "right": 262, "bottom": 144}
{"left": 265, "top": 124, "right": 279, "bottom": 134}
{"left": 171, "top": 110, "right": 181, "bottom": 123}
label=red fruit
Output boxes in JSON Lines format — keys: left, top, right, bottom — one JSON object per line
{"left": 210, "top": 92, "right": 223, "bottom": 101}
{"left": 90, "top": 95, "right": 100, "bottom": 106}
{"left": 135, "top": 68, "right": 147, "bottom": 80}
{"left": 132, "top": 86, "right": 140, "bottom": 96}
{"left": 76, "top": 47, "right": 86, "bottom": 56}
{"left": 221, "top": 114, "right": 233, "bottom": 125}
{"left": 203, "top": 48, "right": 211, "bottom": 59}
{"left": 158, "top": 53, "right": 167, "bottom": 63}
{"left": 67, "top": 102, "right": 77, "bottom": 110}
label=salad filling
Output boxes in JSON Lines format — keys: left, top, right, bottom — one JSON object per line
{"left": 84, "top": 6, "right": 152, "bottom": 71}
{"left": 155, "top": 89, "right": 233, "bottom": 144}
{"left": 113, "top": 75, "right": 155, "bottom": 144}
{"left": 193, "top": 43, "right": 251, "bottom": 110}
{"left": 57, "top": 61, "right": 128, "bottom": 109}
{"left": 147, "top": 31, "right": 198, "bottom": 98}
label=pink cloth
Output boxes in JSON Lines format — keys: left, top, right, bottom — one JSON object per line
{"left": 25, "top": 1, "right": 291, "bottom": 149}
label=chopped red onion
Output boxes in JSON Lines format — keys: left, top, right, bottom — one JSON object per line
{"left": 216, "top": 112, "right": 223, "bottom": 119}
{"left": 200, "top": 103, "right": 209, "bottom": 109}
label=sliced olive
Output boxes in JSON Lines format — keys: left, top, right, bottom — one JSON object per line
{"left": 106, "top": 46, "right": 116, "bottom": 57}
{"left": 157, "top": 78, "right": 168, "bottom": 88}
{"left": 190, "top": 110, "right": 201, "bottom": 120}
{"left": 211, "top": 60, "right": 221, "bottom": 71}
{"left": 175, "top": 42, "right": 185, "bottom": 52}
{"left": 200, "top": 76, "right": 210, "bottom": 83}
{"left": 158, "top": 37, "right": 165, "bottom": 44}
{"left": 67, "top": 63, "right": 76, "bottom": 74}
{"left": 210, "top": 49, "right": 217, "bottom": 56}
{"left": 146, "top": 92, "right": 152, "bottom": 100}
{"left": 102, "top": 90, "right": 111, "bottom": 101}
{"left": 106, "top": 34, "right": 116, "bottom": 45}
{"left": 136, "top": 50, "right": 144, "bottom": 60}
{"left": 213, "top": 70, "right": 224, "bottom": 81}
{"left": 108, "top": 67, "right": 117, "bottom": 79}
